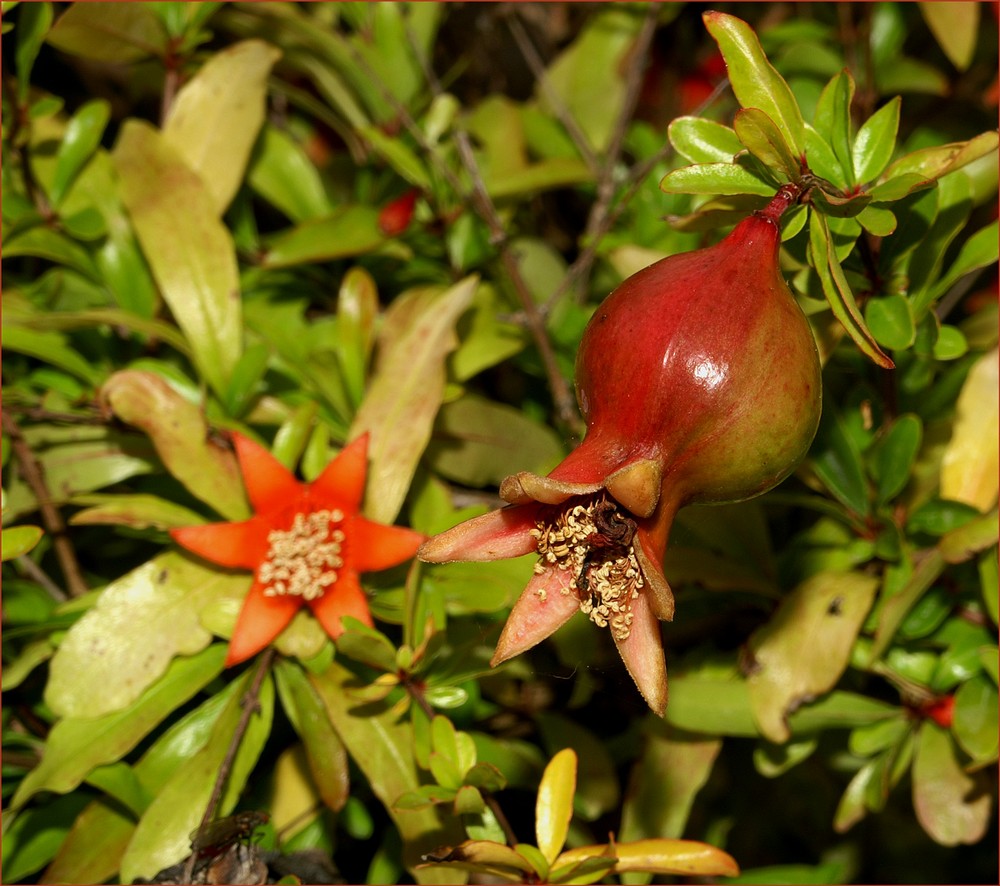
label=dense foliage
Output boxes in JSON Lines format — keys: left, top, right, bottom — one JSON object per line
{"left": 2, "top": 3, "right": 997, "bottom": 884}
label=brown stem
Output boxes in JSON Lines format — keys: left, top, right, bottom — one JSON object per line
{"left": 183, "top": 648, "right": 275, "bottom": 883}
{"left": 505, "top": 12, "right": 600, "bottom": 175}
{"left": 2, "top": 413, "right": 88, "bottom": 597}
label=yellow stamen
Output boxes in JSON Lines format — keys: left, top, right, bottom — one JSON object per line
{"left": 259, "top": 509, "right": 345, "bottom": 601}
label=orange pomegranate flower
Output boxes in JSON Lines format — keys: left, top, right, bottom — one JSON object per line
{"left": 171, "top": 432, "right": 425, "bottom": 666}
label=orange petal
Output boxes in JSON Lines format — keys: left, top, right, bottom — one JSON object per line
{"left": 613, "top": 592, "right": 668, "bottom": 716}
{"left": 312, "top": 434, "right": 368, "bottom": 511}
{"left": 418, "top": 505, "right": 539, "bottom": 564}
{"left": 171, "top": 520, "right": 267, "bottom": 569}
{"left": 226, "top": 580, "right": 302, "bottom": 666}
{"left": 231, "top": 432, "right": 300, "bottom": 513}
{"left": 351, "top": 518, "right": 425, "bottom": 572}
{"left": 309, "top": 569, "right": 373, "bottom": 639}
{"left": 491, "top": 568, "right": 580, "bottom": 666}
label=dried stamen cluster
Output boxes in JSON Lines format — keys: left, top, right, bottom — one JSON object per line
{"left": 259, "top": 509, "right": 346, "bottom": 600}
{"left": 531, "top": 498, "right": 644, "bottom": 639}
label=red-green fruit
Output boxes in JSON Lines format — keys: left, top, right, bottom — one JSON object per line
{"left": 574, "top": 187, "right": 821, "bottom": 510}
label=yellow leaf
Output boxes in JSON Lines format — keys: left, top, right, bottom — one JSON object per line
{"left": 555, "top": 838, "right": 739, "bottom": 877}
{"left": 269, "top": 745, "right": 322, "bottom": 836}
{"left": 941, "top": 347, "right": 999, "bottom": 511}
{"left": 535, "top": 747, "right": 577, "bottom": 865}
{"left": 164, "top": 40, "right": 281, "bottom": 215}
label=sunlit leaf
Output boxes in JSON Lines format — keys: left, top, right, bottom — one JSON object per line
{"left": 661, "top": 161, "right": 775, "bottom": 196}
{"left": 535, "top": 747, "right": 577, "bottom": 865}
{"left": 668, "top": 116, "right": 744, "bottom": 164}
{"left": 1, "top": 525, "right": 44, "bottom": 561}
{"left": 919, "top": 1, "right": 980, "bottom": 71}
{"left": 853, "top": 97, "right": 900, "bottom": 184}
{"left": 746, "top": 571, "right": 879, "bottom": 743}
{"left": 262, "top": 205, "right": 386, "bottom": 267}
{"left": 163, "top": 40, "right": 281, "bottom": 214}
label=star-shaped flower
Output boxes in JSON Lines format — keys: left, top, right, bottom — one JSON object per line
{"left": 419, "top": 442, "right": 677, "bottom": 716}
{"left": 172, "top": 432, "right": 425, "bottom": 666}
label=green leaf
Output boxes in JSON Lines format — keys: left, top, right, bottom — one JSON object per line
{"left": 536, "top": 747, "right": 576, "bottom": 865}
{"left": 163, "top": 40, "right": 281, "bottom": 214}
{"left": 952, "top": 675, "right": 999, "bottom": 763}
{"left": 262, "top": 205, "right": 386, "bottom": 268}
{"left": 912, "top": 722, "right": 993, "bottom": 846}
{"left": 809, "top": 405, "right": 870, "bottom": 517}
{"left": 119, "top": 671, "right": 274, "bottom": 882}
{"left": 746, "top": 571, "right": 879, "bottom": 743}
{"left": 883, "top": 131, "right": 999, "bottom": 183}
{"left": 808, "top": 211, "right": 893, "bottom": 369}
{"left": 69, "top": 493, "right": 206, "bottom": 531}
{"left": 12, "top": 645, "right": 225, "bottom": 809}
{"left": 856, "top": 205, "right": 897, "bottom": 236}
{"left": 853, "top": 97, "right": 900, "bottom": 183}
{"left": 665, "top": 671, "right": 759, "bottom": 736}
{"left": 733, "top": 108, "right": 800, "bottom": 181}
{"left": 359, "top": 124, "right": 432, "bottom": 190}
{"left": 425, "top": 394, "right": 563, "bottom": 488}
{"left": 537, "top": 713, "right": 618, "bottom": 822}
{"left": 334, "top": 620, "right": 398, "bottom": 672}
{"left": 1, "top": 793, "right": 90, "bottom": 884}
{"left": 667, "top": 116, "right": 744, "bottom": 164}
{"left": 1, "top": 524, "right": 44, "bottom": 560}
{"left": 85, "top": 762, "right": 150, "bottom": 817}
{"left": 2, "top": 226, "right": 102, "bottom": 281}
{"left": 864, "top": 293, "right": 915, "bottom": 350}
{"left": 310, "top": 660, "right": 465, "bottom": 883}
{"left": 868, "top": 414, "right": 922, "bottom": 505}
{"left": 929, "top": 220, "right": 1000, "bottom": 302}
{"left": 45, "top": 553, "right": 246, "bottom": 717}
{"left": 45, "top": 0, "right": 166, "bottom": 62}
{"left": 113, "top": 120, "right": 243, "bottom": 397}
{"left": 274, "top": 659, "right": 350, "bottom": 812}
{"left": 49, "top": 99, "right": 110, "bottom": 206}
{"left": 336, "top": 266, "right": 379, "bottom": 408}
{"left": 248, "top": 125, "right": 333, "bottom": 222}
{"left": 919, "top": 1, "right": 980, "bottom": 71}
{"left": 660, "top": 162, "right": 775, "bottom": 197}
{"left": 870, "top": 549, "right": 946, "bottom": 662}
{"left": 814, "top": 69, "right": 855, "bottom": 185}
{"left": 100, "top": 369, "right": 250, "bottom": 520}
{"left": 868, "top": 172, "right": 934, "bottom": 202}
{"left": 619, "top": 725, "right": 721, "bottom": 843}
{"left": 704, "top": 11, "right": 805, "bottom": 156}
{"left": 350, "top": 276, "right": 478, "bottom": 524}
{"left": 14, "top": 1, "right": 53, "bottom": 104}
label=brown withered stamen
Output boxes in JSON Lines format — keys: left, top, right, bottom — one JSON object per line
{"left": 530, "top": 495, "right": 643, "bottom": 640}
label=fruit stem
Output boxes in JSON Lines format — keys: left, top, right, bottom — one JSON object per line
{"left": 756, "top": 183, "right": 803, "bottom": 225}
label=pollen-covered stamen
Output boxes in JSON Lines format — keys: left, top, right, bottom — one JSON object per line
{"left": 531, "top": 496, "right": 644, "bottom": 639}
{"left": 259, "top": 509, "right": 346, "bottom": 601}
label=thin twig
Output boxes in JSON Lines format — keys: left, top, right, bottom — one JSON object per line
{"left": 14, "top": 556, "right": 67, "bottom": 602}
{"left": 484, "top": 791, "right": 519, "bottom": 848}
{"left": 183, "top": 648, "right": 276, "bottom": 884}
{"left": 504, "top": 11, "right": 600, "bottom": 175}
{"left": 2, "top": 413, "right": 88, "bottom": 597}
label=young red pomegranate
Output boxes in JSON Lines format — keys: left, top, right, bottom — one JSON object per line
{"left": 420, "top": 184, "right": 822, "bottom": 714}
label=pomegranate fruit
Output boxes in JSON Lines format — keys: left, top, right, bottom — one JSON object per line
{"left": 420, "top": 184, "right": 822, "bottom": 714}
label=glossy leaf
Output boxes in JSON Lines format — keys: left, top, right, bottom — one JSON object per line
{"left": 113, "top": 121, "right": 243, "bottom": 397}
{"left": 100, "top": 370, "right": 249, "bottom": 520}
{"left": 535, "top": 747, "right": 577, "bottom": 865}
{"left": 864, "top": 294, "right": 915, "bottom": 350}
{"left": 660, "top": 161, "right": 775, "bottom": 196}
{"left": 746, "top": 571, "right": 878, "bottom": 742}
{"left": 814, "top": 69, "right": 855, "bottom": 184}
{"left": 12, "top": 645, "right": 225, "bottom": 810}
{"left": 853, "top": 97, "right": 900, "bottom": 183}
{"left": 163, "top": 40, "right": 281, "bottom": 215}
{"left": 350, "top": 276, "right": 477, "bottom": 524}
{"left": 733, "top": 108, "right": 800, "bottom": 181}
{"left": 808, "top": 211, "right": 894, "bottom": 369}
{"left": 856, "top": 205, "right": 897, "bottom": 236}
{"left": 704, "top": 11, "right": 805, "bottom": 156}
{"left": 668, "top": 116, "right": 744, "bottom": 164}
{"left": 912, "top": 722, "right": 993, "bottom": 846}
{"left": 45, "top": 553, "right": 246, "bottom": 718}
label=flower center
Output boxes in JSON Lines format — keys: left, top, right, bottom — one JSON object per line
{"left": 258, "top": 509, "right": 346, "bottom": 601}
{"left": 530, "top": 497, "right": 644, "bottom": 640}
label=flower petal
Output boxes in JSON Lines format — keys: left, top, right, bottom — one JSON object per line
{"left": 226, "top": 579, "right": 302, "bottom": 666}
{"left": 491, "top": 568, "right": 581, "bottom": 666}
{"left": 171, "top": 519, "right": 267, "bottom": 569}
{"left": 309, "top": 569, "right": 373, "bottom": 639}
{"left": 351, "top": 517, "right": 425, "bottom": 572}
{"left": 613, "top": 591, "right": 668, "bottom": 716}
{"left": 418, "top": 505, "right": 540, "bottom": 563}
{"left": 312, "top": 434, "right": 369, "bottom": 511}
{"left": 634, "top": 528, "right": 676, "bottom": 621}
{"left": 231, "top": 432, "right": 300, "bottom": 513}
